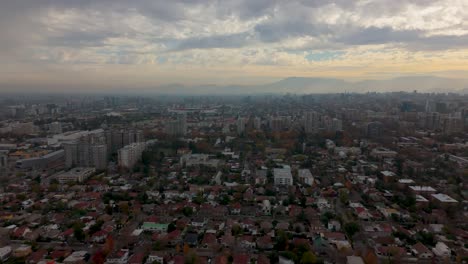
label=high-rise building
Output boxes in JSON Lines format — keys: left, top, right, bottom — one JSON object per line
{"left": 304, "top": 111, "right": 320, "bottom": 133}
{"left": 236, "top": 117, "right": 246, "bottom": 135}
{"left": 165, "top": 115, "right": 187, "bottom": 136}
{"left": 105, "top": 129, "right": 144, "bottom": 155}
{"left": 269, "top": 116, "right": 288, "bottom": 132}
{"left": 48, "top": 122, "right": 63, "bottom": 134}
{"left": 443, "top": 117, "right": 463, "bottom": 134}
{"left": 330, "top": 118, "right": 343, "bottom": 132}
{"left": 64, "top": 129, "right": 108, "bottom": 170}
{"left": 253, "top": 117, "right": 262, "bottom": 130}
{"left": 366, "top": 121, "right": 383, "bottom": 138}
{"left": 423, "top": 112, "right": 440, "bottom": 130}
{"left": 118, "top": 142, "right": 146, "bottom": 169}
{"left": 0, "top": 150, "right": 7, "bottom": 168}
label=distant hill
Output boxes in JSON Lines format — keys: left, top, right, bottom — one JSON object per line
{"left": 119, "top": 76, "right": 468, "bottom": 95}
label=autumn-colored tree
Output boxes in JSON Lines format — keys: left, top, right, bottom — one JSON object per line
{"left": 103, "top": 235, "right": 114, "bottom": 255}
{"left": 91, "top": 250, "right": 105, "bottom": 264}
{"left": 363, "top": 250, "right": 378, "bottom": 264}
{"left": 119, "top": 202, "right": 129, "bottom": 215}
{"left": 183, "top": 243, "right": 190, "bottom": 254}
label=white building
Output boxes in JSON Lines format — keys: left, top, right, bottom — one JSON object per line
{"left": 330, "top": 118, "right": 343, "bottom": 132}
{"left": 55, "top": 167, "right": 95, "bottom": 184}
{"left": 298, "top": 169, "right": 314, "bottom": 186}
{"left": 118, "top": 142, "right": 146, "bottom": 169}
{"left": 431, "top": 193, "right": 458, "bottom": 204}
{"left": 180, "top": 153, "right": 221, "bottom": 168}
{"left": 274, "top": 168, "right": 293, "bottom": 186}
{"left": 370, "top": 147, "right": 397, "bottom": 159}
{"left": 0, "top": 246, "right": 12, "bottom": 262}
{"left": 432, "top": 242, "right": 450, "bottom": 257}
{"left": 63, "top": 251, "right": 89, "bottom": 264}
{"left": 48, "top": 122, "right": 63, "bottom": 134}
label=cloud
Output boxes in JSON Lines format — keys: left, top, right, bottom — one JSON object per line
{"left": 0, "top": 0, "right": 468, "bottom": 90}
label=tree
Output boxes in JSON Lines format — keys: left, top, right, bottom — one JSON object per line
{"left": 219, "top": 195, "right": 230, "bottom": 205}
{"left": 300, "top": 251, "right": 317, "bottom": 264}
{"left": 339, "top": 189, "right": 349, "bottom": 204}
{"left": 275, "top": 230, "right": 289, "bottom": 251}
{"left": 182, "top": 207, "right": 193, "bottom": 217}
{"left": 232, "top": 225, "right": 243, "bottom": 237}
{"left": 91, "top": 250, "right": 106, "bottom": 264}
{"left": 103, "top": 236, "right": 114, "bottom": 255}
{"left": 73, "top": 226, "right": 85, "bottom": 242}
{"left": 344, "top": 222, "right": 360, "bottom": 239}
{"left": 89, "top": 220, "right": 104, "bottom": 235}
{"left": 168, "top": 223, "right": 177, "bottom": 233}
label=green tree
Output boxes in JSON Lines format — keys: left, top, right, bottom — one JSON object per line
{"left": 300, "top": 251, "right": 317, "bottom": 264}
{"left": 182, "top": 207, "right": 194, "bottom": 217}
{"left": 344, "top": 222, "right": 360, "bottom": 239}
{"left": 73, "top": 226, "right": 85, "bottom": 242}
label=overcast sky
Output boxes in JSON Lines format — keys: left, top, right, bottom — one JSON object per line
{"left": 1, "top": 0, "right": 468, "bottom": 91}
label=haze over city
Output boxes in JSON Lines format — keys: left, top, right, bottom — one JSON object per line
{"left": 1, "top": 0, "right": 468, "bottom": 93}
{"left": 2, "top": 1, "right": 468, "bottom": 263}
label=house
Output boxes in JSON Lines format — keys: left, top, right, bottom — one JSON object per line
{"left": 220, "top": 233, "right": 235, "bottom": 247}
{"left": 274, "top": 168, "right": 293, "bottom": 186}
{"left": 146, "top": 252, "right": 165, "bottom": 264}
{"left": 256, "top": 235, "right": 273, "bottom": 250}
{"left": 380, "top": 171, "right": 396, "bottom": 182}
{"left": 233, "top": 254, "right": 250, "bottom": 264}
{"left": 91, "top": 230, "right": 108, "bottom": 243}
{"left": 355, "top": 207, "right": 371, "bottom": 220}
{"left": 12, "top": 226, "right": 32, "bottom": 239}
{"left": 298, "top": 169, "right": 314, "bottom": 186}
{"left": 230, "top": 203, "right": 241, "bottom": 215}
{"left": 278, "top": 256, "right": 294, "bottom": 264}
{"left": 432, "top": 242, "right": 450, "bottom": 258}
{"left": 27, "top": 248, "right": 48, "bottom": 264}
{"left": 105, "top": 249, "right": 129, "bottom": 264}
{"left": 262, "top": 200, "right": 271, "bottom": 215}
{"left": 184, "top": 233, "right": 199, "bottom": 246}
{"left": 375, "top": 246, "right": 406, "bottom": 259}
{"left": 346, "top": 256, "right": 364, "bottom": 264}
{"left": 0, "top": 246, "right": 12, "bottom": 262}
{"left": 411, "top": 242, "right": 433, "bottom": 259}
{"left": 49, "top": 249, "right": 72, "bottom": 261}
{"left": 13, "top": 245, "right": 32, "bottom": 258}
{"left": 164, "top": 230, "right": 182, "bottom": 246}
{"left": 316, "top": 198, "right": 332, "bottom": 211}
{"left": 141, "top": 222, "right": 168, "bottom": 232}
{"left": 328, "top": 220, "right": 341, "bottom": 231}
{"left": 191, "top": 217, "right": 206, "bottom": 228}
{"left": 240, "top": 235, "right": 256, "bottom": 249}
{"left": 128, "top": 252, "right": 146, "bottom": 264}
{"left": 201, "top": 233, "right": 217, "bottom": 248}
{"left": 63, "top": 251, "right": 89, "bottom": 264}
{"left": 431, "top": 193, "right": 458, "bottom": 207}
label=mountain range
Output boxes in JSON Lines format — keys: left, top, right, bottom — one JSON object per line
{"left": 136, "top": 76, "right": 468, "bottom": 95}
